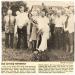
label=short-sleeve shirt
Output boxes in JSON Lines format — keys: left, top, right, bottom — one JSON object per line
{"left": 15, "top": 12, "right": 29, "bottom": 29}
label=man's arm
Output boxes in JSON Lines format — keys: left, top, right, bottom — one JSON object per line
{"left": 3, "top": 16, "right": 6, "bottom": 25}
{"left": 14, "top": 17, "right": 18, "bottom": 35}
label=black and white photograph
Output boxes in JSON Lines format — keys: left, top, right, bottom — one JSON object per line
{"left": 2, "top": 1, "right": 74, "bottom": 61}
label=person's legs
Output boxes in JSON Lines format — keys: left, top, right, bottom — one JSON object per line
{"left": 5, "top": 33, "right": 9, "bottom": 48}
{"left": 34, "top": 40, "right": 37, "bottom": 50}
{"left": 65, "top": 31, "right": 70, "bottom": 52}
{"left": 63, "top": 31, "right": 66, "bottom": 51}
{"left": 24, "top": 34, "right": 28, "bottom": 49}
{"left": 22, "top": 26, "right": 28, "bottom": 49}
{"left": 55, "top": 28, "right": 59, "bottom": 49}
{"left": 38, "top": 35, "right": 41, "bottom": 48}
{"left": 56, "top": 28, "right": 62, "bottom": 49}
{"left": 10, "top": 33, "right": 14, "bottom": 48}
{"left": 50, "top": 24, "right": 55, "bottom": 49}
{"left": 51, "top": 32, "right": 55, "bottom": 49}
{"left": 38, "top": 33, "right": 47, "bottom": 52}
{"left": 32, "top": 40, "right": 37, "bottom": 51}
{"left": 69, "top": 32, "right": 74, "bottom": 53}
{"left": 17, "top": 28, "right": 21, "bottom": 49}
{"left": 72, "top": 33, "right": 74, "bottom": 52}
{"left": 27, "top": 35, "right": 31, "bottom": 49}
{"left": 32, "top": 41, "right": 34, "bottom": 50}
{"left": 58, "top": 28, "right": 63, "bottom": 49}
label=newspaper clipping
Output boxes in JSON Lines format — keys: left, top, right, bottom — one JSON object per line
{"left": 0, "top": 0, "right": 75, "bottom": 74}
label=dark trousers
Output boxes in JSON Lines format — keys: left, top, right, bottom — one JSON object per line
{"left": 32, "top": 40, "right": 37, "bottom": 51}
{"left": 48, "top": 24, "right": 55, "bottom": 49}
{"left": 17, "top": 26, "right": 28, "bottom": 49}
{"left": 37, "top": 34, "right": 41, "bottom": 48}
{"left": 48, "top": 33, "right": 55, "bottom": 49}
{"left": 55, "top": 27, "right": 63, "bottom": 49}
{"left": 63, "top": 31, "right": 74, "bottom": 52}
{"left": 5, "top": 33, "right": 14, "bottom": 48}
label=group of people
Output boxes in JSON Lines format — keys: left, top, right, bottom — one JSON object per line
{"left": 3, "top": 3, "right": 74, "bottom": 55}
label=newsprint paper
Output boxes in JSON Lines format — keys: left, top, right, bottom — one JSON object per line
{"left": 0, "top": 0, "right": 75, "bottom": 75}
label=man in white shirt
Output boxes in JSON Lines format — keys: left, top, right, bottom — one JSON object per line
{"left": 64, "top": 9, "right": 74, "bottom": 53}
{"left": 47, "top": 13, "right": 56, "bottom": 49}
{"left": 37, "top": 10, "right": 50, "bottom": 52}
{"left": 60, "top": 11, "right": 68, "bottom": 51}
{"left": 55, "top": 10, "right": 64, "bottom": 49}
{"left": 14, "top": 5, "right": 29, "bottom": 49}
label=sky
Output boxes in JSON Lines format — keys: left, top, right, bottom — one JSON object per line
{"left": 25, "top": 1, "right": 74, "bottom": 9}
